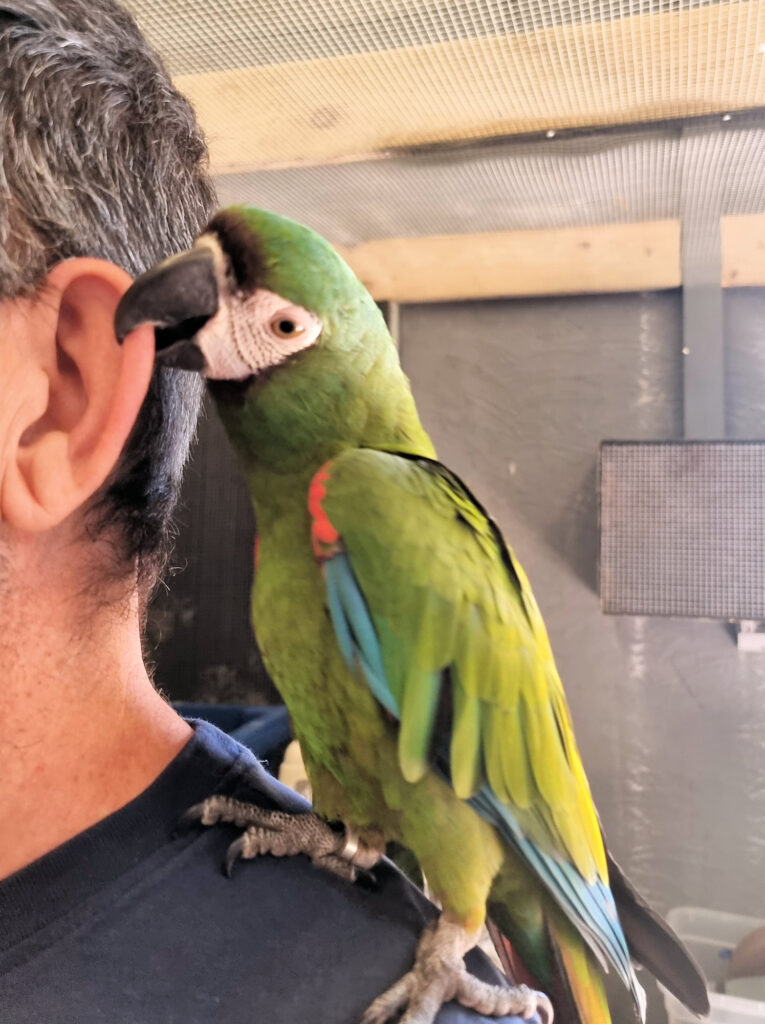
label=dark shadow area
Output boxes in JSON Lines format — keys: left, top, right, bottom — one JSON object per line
{"left": 146, "top": 393, "right": 279, "bottom": 705}
{"left": 547, "top": 461, "right": 600, "bottom": 594}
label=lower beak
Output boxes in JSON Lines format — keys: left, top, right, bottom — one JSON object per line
{"left": 114, "top": 247, "right": 219, "bottom": 372}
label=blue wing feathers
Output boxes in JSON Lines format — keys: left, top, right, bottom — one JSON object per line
{"left": 324, "top": 561, "right": 356, "bottom": 667}
{"left": 468, "top": 788, "right": 632, "bottom": 983}
{"left": 323, "top": 554, "right": 400, "bottom": 718}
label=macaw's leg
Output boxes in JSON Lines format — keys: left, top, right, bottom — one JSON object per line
{"left": 360, "top": 917, "right": 554, "bottom": 1024}
{"left": 179, "top": 796, "right": 382, "bottom": 881}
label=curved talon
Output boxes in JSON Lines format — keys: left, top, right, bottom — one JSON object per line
{"left": 360, "top": 974, "right": 415, "bottom": 1024}
{"left": 225, "top": 834, "right": 247, "bottom": 878}
{"left": 532, "top": 992, "right": 554, "bottom": 1024}
{"left": 173, "top": 802, "right": 209, "bottom": 836}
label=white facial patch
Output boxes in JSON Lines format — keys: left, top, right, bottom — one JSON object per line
{"left": 192, "top": 237, "right": 322, "bottom": 380}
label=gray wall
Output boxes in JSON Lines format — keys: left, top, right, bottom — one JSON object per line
{"left": 400, "top": 289, "right": 765, "bottom": 1020}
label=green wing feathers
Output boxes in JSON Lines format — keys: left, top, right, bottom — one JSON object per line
{"left": 316, "top": 448, "right": 607, "bottom": 886}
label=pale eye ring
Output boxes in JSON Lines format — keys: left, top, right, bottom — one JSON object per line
{"left": 269, "top": 314, "right": 306, "bottom": 340}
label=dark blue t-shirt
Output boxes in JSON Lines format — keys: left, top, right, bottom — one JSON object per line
{"left": 0, "top": 720, "right": 538, "bottom": 1024}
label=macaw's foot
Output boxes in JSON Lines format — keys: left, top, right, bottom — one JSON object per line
{"left": 179, "top": 796, "right": 382, "bottom": 882}
{"left": 360, "top": 918, "right": 554, "bottom": 1024}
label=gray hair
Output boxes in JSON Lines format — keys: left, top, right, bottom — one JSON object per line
{"left": 0, "top": 0, "right": 216, "bottom": 585}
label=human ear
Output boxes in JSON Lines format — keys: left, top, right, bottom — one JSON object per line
{"left": 0, "top": 258, "right": 155, "bottom": 534}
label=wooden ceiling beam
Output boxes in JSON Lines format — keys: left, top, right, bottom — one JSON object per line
{"left": 324, "top": 215, "right": 765, "bottom": 302}
{"left": 334, "top": 221, "right": 682, "bottom": 301}
{"left": 722, "top": 214, "right": 765, "bottom": 287}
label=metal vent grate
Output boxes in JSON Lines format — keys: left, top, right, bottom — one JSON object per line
{"left": 600, "top": 441, "right": 765, "bottom": 618}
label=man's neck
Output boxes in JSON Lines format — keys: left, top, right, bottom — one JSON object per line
{"left": 0, "top": 554, "right": 192, "bottom": 881}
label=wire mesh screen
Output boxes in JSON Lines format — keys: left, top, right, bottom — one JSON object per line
{"left": 125, "top": 0, "right": 745, "bottom": 77}
{"left": 120, "top": 1, "right": 765, "bottom": 247}
{"left": 600, "top": 441, "right": 765, "bottom": 618}
{"left": 125, "top": 0, "right": 765, "bottom": 142}
{"left": 213, "top": 119, "right": 765, "bottom": 245}
{"left": 123, "top": 0, "right": 765, "bottom": 182}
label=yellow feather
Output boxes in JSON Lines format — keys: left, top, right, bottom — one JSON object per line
{"left": 499, "top": 707, "right": 533, "bottom": 810}
{"left": 449, "top": 686, "right": 483, "bottom": 799}
{"left": 398, "top": 667, "right": 441, "bottom": 783}
{"left": 548, "top": 909, "right": 613, "bottom": 1024}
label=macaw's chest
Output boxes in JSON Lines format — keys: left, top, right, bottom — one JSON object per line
{"left": 251, "top": 524, "right": 392, "bottom": 779}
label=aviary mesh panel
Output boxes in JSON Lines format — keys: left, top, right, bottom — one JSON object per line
{"left": 122, "top": 0, "right": 765, "bottom": 172}
{"left": 122, "top": 1, "right": 765, "bottom": 241}
{"left": 214, "top": 121, "right": 765, "bottom": 245}
{"left": 125, "top": 0, "right": 765, "bottom": 119}
{"left": 600, "top": 441, "right": 765, "bottom": 618}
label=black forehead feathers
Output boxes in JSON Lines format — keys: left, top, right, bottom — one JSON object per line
{"left": 0, "top": 8, "right": 43, "bottom": 28}
{"left": 206, "top": 209, "right": 263, "bottom": 294}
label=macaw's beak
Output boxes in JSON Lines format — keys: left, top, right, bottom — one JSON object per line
{"left": 114, "top": 247, "right": 219, "bottom": 372}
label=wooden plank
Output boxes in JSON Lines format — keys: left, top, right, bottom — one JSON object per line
{"left": 334, "top": 221, "right": 681, "bottom": 302}
{"left": 177, "top": 1, "right": 765, "bottom": 173}
{"left": 722, "top": 214, "right": 765, "bottom": 287}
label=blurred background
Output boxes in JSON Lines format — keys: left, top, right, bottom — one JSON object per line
{"left": 124, "top": 2, "right": 765, "bottom": 1020}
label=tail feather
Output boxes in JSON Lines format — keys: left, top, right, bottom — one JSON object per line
{"left": 486, "top": 918, "right": 541, "bottom": 990}
{"left": 487, "top": 912, "right": 613, "bottom": 1024}
{"left": 547, "top": 911, "right": 613, "bottom": 1024}
{"left": 607, "top": 851, "right": 710, "bottom": 1017}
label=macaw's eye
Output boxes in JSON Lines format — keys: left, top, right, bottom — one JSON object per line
{"left": 270, "top": 316, "right": 304, "bottom": 339}
{"left": 266, "top": 305, "right": 322, "bottom": 348}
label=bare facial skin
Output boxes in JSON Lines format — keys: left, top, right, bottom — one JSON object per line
{"left": 0, "top": 259, "right": 192, "bottom": 880}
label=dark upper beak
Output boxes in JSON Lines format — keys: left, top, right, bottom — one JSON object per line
{"left": 114, "top": 247, "right": 219, "bottom": 371}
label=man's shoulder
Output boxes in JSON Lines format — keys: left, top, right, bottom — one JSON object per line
{"left": 0, "top": 718, "right": 526, "bottom": 1024}
{"left": 176, "top": 720, "right": 531, "bottom": 1024}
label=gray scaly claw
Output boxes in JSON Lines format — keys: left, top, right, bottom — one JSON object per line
{"left": 360, "top": 919, "right": 554, "bottom": 1024}
{"left": 181, "top": 795, "right": 382, "bottom": 882}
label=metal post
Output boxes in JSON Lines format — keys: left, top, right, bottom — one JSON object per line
{"left": 680, "top": 124, "right": 728, "bottom": 439}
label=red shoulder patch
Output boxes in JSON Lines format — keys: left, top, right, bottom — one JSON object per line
{"left": 308, "top": 461, "right": 342, "bottom": 559}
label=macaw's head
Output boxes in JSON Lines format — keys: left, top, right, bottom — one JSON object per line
{"left": 115, "top": 207, "right": 412, "bottom": 472}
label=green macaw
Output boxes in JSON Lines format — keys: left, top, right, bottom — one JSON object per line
{"left": 115, "top": 207, "right": 708, "bottom": 1024}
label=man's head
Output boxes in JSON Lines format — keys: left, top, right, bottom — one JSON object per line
{"left": 0, "top": 0, "right": 215, "bottom": 594}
